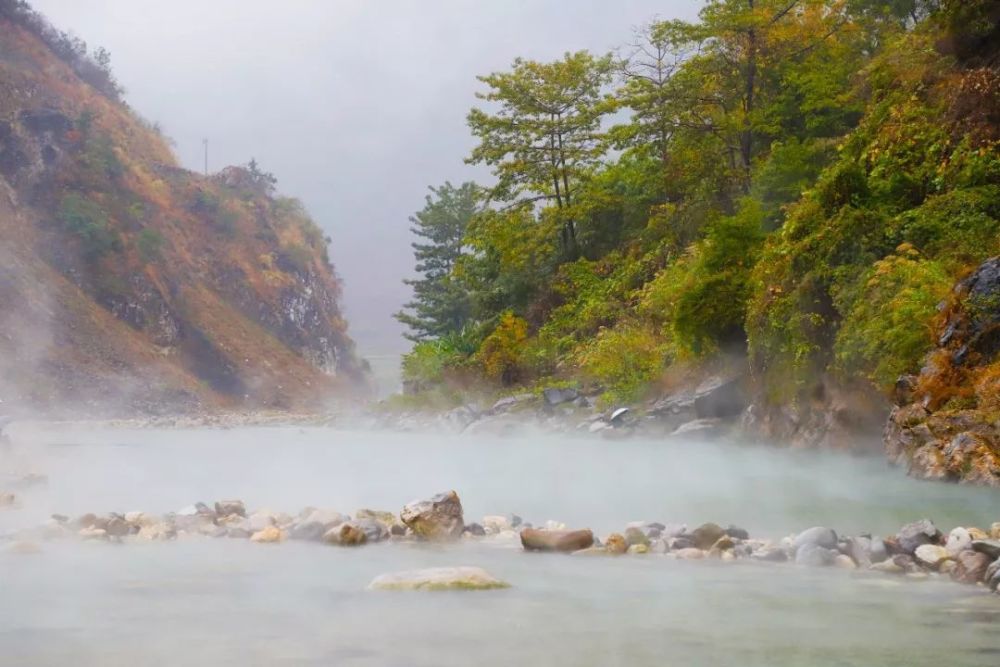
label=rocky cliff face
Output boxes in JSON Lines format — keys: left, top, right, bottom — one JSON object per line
{"left": 884, "top": 257, "right": 1000, "bottom": 486}
{"left": 0, "top": 10, "right": 365, "bottom": 416}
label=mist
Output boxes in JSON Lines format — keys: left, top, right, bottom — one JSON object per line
{"left": 28, "top": 0, "right": 699, "bottom": 356}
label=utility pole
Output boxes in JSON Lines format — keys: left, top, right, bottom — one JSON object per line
{"left": 203, "top": 138, "right": 208, "bottom": 176}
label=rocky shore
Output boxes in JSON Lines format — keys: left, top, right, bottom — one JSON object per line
{"left": 4, "top": 489, "right": 1000, "bottom": 597}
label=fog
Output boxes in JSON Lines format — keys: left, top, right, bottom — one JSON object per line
{"left": 28, "top": 0, "right": 700, "bottom": 355}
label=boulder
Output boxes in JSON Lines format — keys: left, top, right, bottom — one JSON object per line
{"left": 520, "top": 528, "right": 594, "bottom": 553}
{"left": 605, "top": 533, "right": 627, "bottom": 555}
{"left": 985, "top": 559, "right": 1000, "bottom": 591}
{"left": 368, "top": 567, "right": 509, "bottom": 591}
{"left": 245, "top": 512, "right": 277, "bottom": 533}
{"left": 896, "top": 519, "right": 942, "bottom": 554}
{"left": 946, "top": 527, "right": 972, "bottom": 556}
{"left": 400, "top": 491, "right": 464, "bottom": 541}
{"left": 793, "top": 527, "right": 838, "bottom": 551}
{"left": 971, "top": 539, "right": 1000, "bottom": 560}
{"left": 796, "top": 544, "right": 836, "bottom": 567}
{"left": 846, "top": 537, "right": 873, "bottom": 568}
{"left": 690, "top": 522, "right": 726, "bottom": 550}
{"left": 952, "top": 550, "right": 992, "bottom": 584}
{"left": 627, "top": 543, "right": 649, "bottom": 555}
{"left": 250, "top": 526, "right": 284, "bottom": 543}
{"left": 914, "top": 544, "right": 951, "bottom": 569}
{"left": 482, "top": 515, "right": 512, "bottom": 534}
{"left": 991, "top": 522, "right": 1000, "bottom": 540}
{"left": 463, "top": 523, "right": 486, "bottom": 537}
{"left": 675, "top": 548, "right": 705, "bottom": 560}
{"left": 214, "top": 500, "right": 246, "bottom": 518}
{"left": 289, "top": 509, "right": 346, "bottom": 541}
{"left": 543, "top": 387, "right": 579, "bottom": 407}
{"left": 324, "top": 521, "right": 368, "bottom": 546}
{"left": 833, "top": 554, "right": 857, "bottom": 569}
{"left": 752, "top": 546, "right": 788, "bottom": 562}
{"left": 725, "top": 525, "right": 750, "bottom": 540}
{"left": 623, "top": 526, "right": 650, "bottom": 547}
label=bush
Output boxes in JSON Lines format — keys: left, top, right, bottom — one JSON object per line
{"left": 56, "top": 193, "right": 117, "bottom": 258}
{"left": 477, "top": 312, "right": 529, "bottom": 385}
{"left": 834, "top": 248, "right": 952, "bottom": 389}
{"left": 576, "top": 323, "right": 664, "bottom": 404}
{"left": 136, "top": 228, "right": 164, "bottom": 263}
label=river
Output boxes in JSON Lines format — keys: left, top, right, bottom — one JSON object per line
{"left": 1, "top": 425, "right": 999, "bottom": 665}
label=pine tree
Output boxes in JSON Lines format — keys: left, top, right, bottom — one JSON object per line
{"left": 395, "top": 182, "right": 478, "bottom": 341}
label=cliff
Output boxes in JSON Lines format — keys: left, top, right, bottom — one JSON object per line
{"left": 0, "top": 5, "right": 365, "bottom": 416}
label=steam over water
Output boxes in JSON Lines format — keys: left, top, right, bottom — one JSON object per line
{"left": 2, "top": 425, "right": 1000, "bottom": 665}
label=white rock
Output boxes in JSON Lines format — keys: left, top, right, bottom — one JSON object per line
{"left": 946, "top": 527, "right": 972, "bottom": 556}
{"left": 545, "top": 520, "right": 567, "bottom": 531}
{"left": 482, "top": 515, "right": 511, "bottom": 534}
{"left": 368, "top": 566, "right": 509, "bottom": 591}
{"left": 914, "top": 544, "right": 950, "bottom": 568}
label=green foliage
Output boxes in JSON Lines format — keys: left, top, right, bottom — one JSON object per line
{"left": 56, "top": 193, "right": 117, "bottom": 258}
{"left": 396, "top": 182, "right": 478, "bottom": 341}
{"left": 477, "top": 312, "right": 529, "bottom": 385}
{"left": 136, "top": 228, "right": 164, "bottom": 263}
{"left": 834, "top": 248, "right": 951, "bottom": 388}
{"left": 576, "top": 324, "right": 665, "bottom": 404}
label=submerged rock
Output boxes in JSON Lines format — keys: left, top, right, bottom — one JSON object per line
{"left": 400, "top": 491, "right": 464, "bottom": 541}
{"left": 793, "top": 527, "right": 838, "bottom": 551}
{"left": 289, "top": 509, "right": 346, "bottom": 541}
{"left": 896, "top": 519, "right": 942, "bottom": 554}
{"left": 368, "top": 566, "right": 509, "bottom": 591}
{"left": 605, "top": 533, "right": 628, "bottom": 555}
{"left": 250, "top": 526, "right": 284, "bottom": 543}
{"left": 953, "top": 550, "right": 992, "bottom": 584}
{"left": 914, "top": 544, "right": 951, "bottom": 569}
{"left": 324, "top": 521, "right": 368, "bottom": 546}
{"left": 690, "top": 523, "right": 726, "bottom": 550}
{"left": 520, "top": 528, "right": 594, "bottom": 553}
{"left": 796, "top": 544, "right": 836, "bottom": 567}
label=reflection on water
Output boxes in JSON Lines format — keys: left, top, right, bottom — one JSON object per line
{"left": 1, "top": 425, "right": 999, "bottom": 666}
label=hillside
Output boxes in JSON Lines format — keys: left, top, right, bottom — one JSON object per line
{"left": 0, "top": 3, "right": 365, "bottom": 416}
{"left": 393, "top": 1, "right": 1000, "bottom": 480}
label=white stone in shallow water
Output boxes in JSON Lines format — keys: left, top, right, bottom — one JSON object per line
{"left": 946, "top": 527, "right": 972, "bottom": 556}
{"left": 368, "top": 566, "right": 510, "bottom": 591}
{"left": 915, "top": 544, "right": 950, "bottom": 568}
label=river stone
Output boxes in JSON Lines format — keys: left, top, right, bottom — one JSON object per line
{"left": 105, "top": 516, "right": 130, "bottom": 538}
{"left": 250, "top": 525, "right": 284, "bottom": 543}
{"left": 627, "top": 543, "right": 649, "bottom": 555}
{"left": 953, "top": 550, "right": 992, "bottom": 584}
{"left": 246, "top": 512, "right": 277, "bottom": 533}
{"left": 401, "top": 491, "right": 464, "bottom": 541}
{"left": 482, "top": 515, "right": 511, "bottom": 534}
{"left": 796, "top": 544, "right": 836, "bottom": 567}
{"left": 290, "top": 510, "right": 346, "bottom": 541}
{"left": 833, "top": 554, "right": 857, "bottom": 569}
{"left": 846, "top": 537, "right": 873, "bottom": 568}
{"left": 226, "top": 526, "right": 251, "bottom": 539}
{"left": 325, "top": 521, "right": 368, "bottom": 546}
{"left": 985, "top": 559, "right": 1000, "bottom": 591}
{"left": 793, "top": 527, "right": 838, "bottom": 551}
{"left": 946, "top": 527, "right": 972, "bottom": 556}
{"left": 79, "top": 527, "right": 107, "bottom": 541}
{"left": 690, "top": 523, "right": 726, "bottom": 550}
{"left": 991, "top": 522, "right": 1000, "bottom": 540}
{"left": 725, "top": 525, "right": 750, "bottom": 540}
{"left": 520, "top": 528, "right": 594, "bottom": 552}
{"left": 968, "top": 527, "right": 989, "bottom": 540}
{"left": 5, "top": 540, "right": 41, "bottom": 555}
{"left": 972, "top": 539, "right": 1000, "bottom": 559}
{"left": 914, "top": 544, "right": 951, "bottom": 568}
{"left": 624, "top": 526, "right": 651, "bottom": 547}
{"left": 675, "top": 548, "right": 705, "bottom": 560}
{"left": 356, "top": 518, "right": 390, "bottom": 543}
{"left": 752, "top": 546, "right": 788, "bottom": 562}
{"left": 368, "top": 566, "right": 509, "bottom": 591}
{"left": 214, "top": 500, "right": 246, "bottom": 518}
{"left": 605, "top": 533, "right": 628, "bottom": 555}
{"left": 896, "top": 519, "right": 941, "bottom": 555}
{"left": 871, "top": 559, "right": 905, "bottom": 574}
{"left": 464, "top": 523, "right": 486, "bottom": 537}
{"left": 649, "top": 538, "right": 669, "bottom": 554}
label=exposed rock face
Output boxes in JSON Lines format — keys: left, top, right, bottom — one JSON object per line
{"left": 400, "top": 491, "right": 464, "bottom": 541}
{"left": 520, "top": 528, "right": 594, "bottom": 552}
{"left": 884, "top": 257, "right": 1000, "bottom": 486}
{"left": 368, "top": 567, "right": 509, "bottom": 591}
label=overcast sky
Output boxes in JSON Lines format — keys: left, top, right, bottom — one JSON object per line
{"left": 31, "top": 0, "right": 700, "bottom": 355}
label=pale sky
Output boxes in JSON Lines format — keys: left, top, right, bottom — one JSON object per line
{"left": 30, "top": 0, "right": 701, "bottom": 355}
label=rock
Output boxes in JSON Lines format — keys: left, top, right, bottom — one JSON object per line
{"left": 464, "top": 523, "right": 486, "bottom": 537}
{"left": 520, "top": 528, "right": 595, "bottom": 552}
{"left": 793, "top": 527, "right": 838, "bottom": 551}
{"left": 609, "top": 407, "right": 630, "bottom": 424}
{"left": 605, "top": 533, "right": 628, "bottom": 555}
{"left": 289, "top": 509, "right": 346, "bottom": 541}
{"left": 709, "top": 536, "right": 736, "bottom": 555}
{"left": 675, "top": 548, "right": 705, "bottom": 560}
{"left": 953, "top": 550, "right": 992, "bottom": 584}
{"left": 871, "top": 559, "right": 905, "bottom": 574}
{"left": 752, "top": 546, "right": 788, "bottom": 562}
{"left": 79, "top": 527, "right": 107, "bottom": 541}
{"left": 692, "top": 376, "right": 749, "bottom": 419}
{"left": 226, "top": 526, "right": 251, "bottom": 539}
{"left": 0, "top": 492, "right": 18, "bottom": 508}
{"left": 690, "top": 522, "right": 726, "bottom": 550}
{"left": 971, "top": 539, "right": 1000, "bottom": 560}
{"left": 138, "top": 522, "right": 177, "bottom": 541}
{"left": 250, "top": 526, "right": 284, "bottom": 543}
{"left": 725, "top": 525, "right": 749, "bottom": 540}
{"left": 991, "top": 522, "right": 1000, "bottom": 540}
{"left": 400, "top": 491, "right": 464, "bottom": 541}
{"left": 624, "top": 526, "right": 650, "bottom": 547}
{"left": 5, "top": 540, "right": 41, "bottom": 554}
{"left": 985, "top": 559, "right": 1000, "bottom": 591}
{"left": 649, "top": 538, "right": 669, "bottom": 554}
{"left": 668, "top": 536, "right": 695, "bottom": 550}
{"left": 796, "top": 544, "right": 836, "bottom": 567}
{"left": 482, "top": 515, "right": 511, "bottom": 534}
{"left": 846, "top": 537, "right": 873, "bottom": 569}
{"left": 105, "top": 516, "right": 130, "bottom": 538}
{"left": 946, "top": 527, "right": 972, "bottom": 556}
{"left": 588, "top": 420, "right": 611, "bottom": 433}
{"left": 914, "top": 544, "right": 951, "bottom": 569}
{"left": 245, "top": 512, "right": 276, "bottom": 533}
{"left": 355, "top": 518, "right": 390, "bottom": 543}
{"left": 896, "top": 520, "right": 942, "bottom": 554}
{"left": 870, "top": 536, "right": 889, "bottom": 563}
{"left": 355, "top": 509, "right": 397, "bottom": 528}
{"left": 368, "top": 567, "right": 509, "bottom": 591}
{"left": 543, "top": 387, "right": 579, "bottom": 407}
{"left": 198, "top": 523, "right": 227, "bottom": 538}
{"left": 324, "top": 521, "right": 368, "bottom": 546}
{"left": 626, "top": 521, "right": 666, "bottom": 540}
{"left": 968, "top": 526, "right": 988, "bottom": 540}
{"left": 571, "top": 547, "right": 610, "bottom": 556}
{"left": 627, "top": 544, "right": 649, "bottom": 555}
{"left": 488, "top": 393, "right": 535, "bottom": 415}
{"left": 833, "top": 554, "right": 857, "bottom": 569}
{"left": 544, "top": 520, "right": 567, "bottom": 531}
{"left": 214, "top": 500, "right": 246, "bottom": 518}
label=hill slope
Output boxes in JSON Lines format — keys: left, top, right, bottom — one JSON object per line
{"left": 0, "top": 4, "right": 365, "bottom": 416}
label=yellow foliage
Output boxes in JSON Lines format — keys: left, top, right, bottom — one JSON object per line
{"left": 478, "top": 312, "right": 528, "bottom": 385}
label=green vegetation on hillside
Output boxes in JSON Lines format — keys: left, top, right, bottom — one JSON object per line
{"left": 397, "top": 0, "right": 999, "bottom": 412}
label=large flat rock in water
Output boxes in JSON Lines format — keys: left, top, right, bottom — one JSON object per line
{"left": 368, "top": 567, "right": 510, "bottom": 591}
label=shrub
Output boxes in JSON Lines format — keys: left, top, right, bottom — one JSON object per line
{"left": 136, "top": 228, "right": 164, "bottom": 263}
{"left": 477, "top": 312, "right": 529, "bottom": 385}
{"left": 56, "top": 193, "right": 117, "bottom": 258}
{"left": 576, "top": 323, "right": 664, "bottom": 404}
{"left": 834, "top": 248, "right": 952, "bottom": 389}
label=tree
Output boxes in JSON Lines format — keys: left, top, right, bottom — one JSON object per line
{"left": 395, "top": 182, "right": 479, "bottom": 341}
{"left": 466, "top": 51, "right": 616, "bottom": 257}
